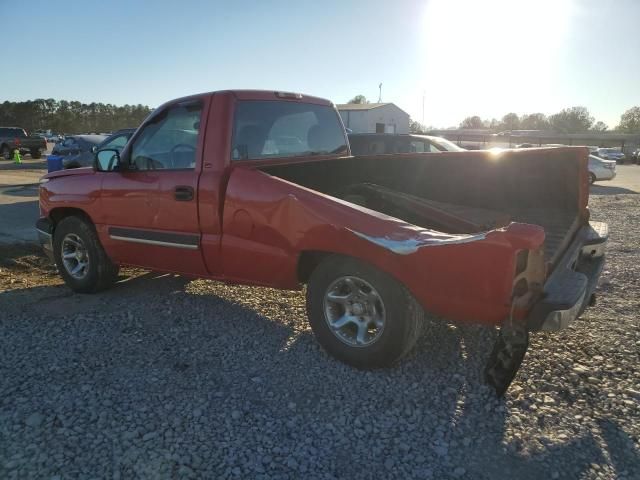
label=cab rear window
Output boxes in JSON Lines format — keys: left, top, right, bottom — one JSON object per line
{"left": 231, "top": 100, "right": 347, "bottom": 161}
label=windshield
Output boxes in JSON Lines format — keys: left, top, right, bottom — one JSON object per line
{"left": 231, "top": 100, "right": 348, "bottom": 160}
{"left": 430, "top": 136, "right": 465, "bottom": 152}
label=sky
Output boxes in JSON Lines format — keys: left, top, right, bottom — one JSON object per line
{"left": 1, "top": 0, "right": 639, "bottom": 128}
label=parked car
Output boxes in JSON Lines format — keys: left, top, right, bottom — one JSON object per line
{"left": 45, "top": 133, "right": 62, "bottom": 143}
{"left": 0, "top": 127, "right": 48, "bottom": 159}
{"left": 588, "top": 155, "right": 616, "bottom": 184}
{"left": 93, "top": 129, "right": 135, "bottom": 153}
{"left": 595, "top": 147, "right": 625, "bottom": 163}
{"left": 348, "top": 133, "right": 465, "bottom": 155}
{"left": 36, "top": 90, "right": 608, "bottom": 397}
{"left": 631, "top": 148, "right": 640, "bottom": 164}
{"left": 51, "top": 134, "right": 107, "bottom": 169}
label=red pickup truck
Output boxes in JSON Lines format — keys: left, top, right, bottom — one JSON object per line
{"left": 36, "top": 90, "right": 608, "bottom": 395}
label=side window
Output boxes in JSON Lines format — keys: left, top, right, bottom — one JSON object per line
{"left": 130, "top": 102, "right": 202, "bottom": 170}
{"left": 63, "top": 138, "right": 76, "bottom": 147}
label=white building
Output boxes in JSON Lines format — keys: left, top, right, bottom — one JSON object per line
{"left": 337, "top": 103, "right": 410, "bottom": 134}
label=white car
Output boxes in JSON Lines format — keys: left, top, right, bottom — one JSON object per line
{"left": 595, "top": 148, "right": 625, "bottom": 163}
{"left": 588, "top": 155, "right": 616, "bottom": 184}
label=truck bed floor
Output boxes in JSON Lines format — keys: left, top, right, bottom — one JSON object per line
{"left": 510, "top": 208, "right": 578, "bottom": 264}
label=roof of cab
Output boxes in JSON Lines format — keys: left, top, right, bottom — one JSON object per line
{"left": 159, "top": 90, "right": 334, "bottom": 110}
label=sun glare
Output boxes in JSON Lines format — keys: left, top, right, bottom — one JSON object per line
{"left": 421, "top": 0, "right": 573, "bottom": 126}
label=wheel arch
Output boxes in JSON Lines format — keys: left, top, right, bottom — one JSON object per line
{"left": 49, "top": 207, "right": 95, "bottom": 233}
{"left": 297, "top": 250, "right": 333, "bottom": 284}
{"left": 297, "top": 249, "right": 401, "bottom": 288}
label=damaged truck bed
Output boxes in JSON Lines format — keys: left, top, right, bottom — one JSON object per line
{"left": 258, "top": 148, "right": 607, "bottom": 394}
{"left": 37, "top": 90, "right": 607, "bottom": 396}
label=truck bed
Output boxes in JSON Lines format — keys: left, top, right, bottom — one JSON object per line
{"left": 260, "top": 149, "right": 586, "bottom": 270}
{"left": 343, "top": 184, "right": 578, "bottom": 264}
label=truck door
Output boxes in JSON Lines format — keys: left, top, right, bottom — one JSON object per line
{"left": 99, "top": 100, "right": 208, "bottom": 276}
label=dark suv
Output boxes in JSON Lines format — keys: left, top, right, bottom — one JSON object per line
{"left": 0, "top": 127, "right": 48, "bottom": 160}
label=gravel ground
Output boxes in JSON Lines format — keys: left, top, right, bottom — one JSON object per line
{"left": 0, "top": 194, "right": 638, "bottom": 480}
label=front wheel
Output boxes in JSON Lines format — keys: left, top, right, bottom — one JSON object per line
{"left": 589, "top": 172, "right": 596, "bottom": 185}
{"left": 53, "top": 216, "right": 119, "bottom": 293}
{"left": 1, "top": 145, "right": 11, "bottom": 160}
{"left": 30, "top": 148, "right": 42, "bottom": 159}
{"left": 306, "top": 255, "right": 424, "bottom": 368}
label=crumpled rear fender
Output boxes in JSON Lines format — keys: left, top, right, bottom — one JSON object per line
{"left": 222, "top": 167, "right": 545, "bottom": 325}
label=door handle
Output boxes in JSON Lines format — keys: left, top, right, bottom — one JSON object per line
{"left": 174, "top": 186, "right": 194, "bottom": 201}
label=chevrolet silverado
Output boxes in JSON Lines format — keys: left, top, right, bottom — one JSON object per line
{"left": 36, "top": 90, "right": 608, "bottom": 395}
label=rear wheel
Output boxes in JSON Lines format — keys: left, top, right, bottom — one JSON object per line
{"left": 306, "top": 255, "right": 423, "bottom": 368}
{"left": 53, "top": 216, "right": 119, "bottom": 293}
{"left": 589, "top": 172, "right": 596, "bottom": 185}
{"left": 1, "top": 145, "right": 11, "bottom": 160}
{"left": 30, "top": 148, "right": 42, "bottom": 159}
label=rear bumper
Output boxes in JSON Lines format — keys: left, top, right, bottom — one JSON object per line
{"left": 527, "top": 221, "right": 608, "bottom": 331}
{"left": 35, "top": 217, "right": 54, "bottom": 262}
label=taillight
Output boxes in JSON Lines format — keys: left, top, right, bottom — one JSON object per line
{"left": 14, "top": 137, "right": 20, "bottom": 146}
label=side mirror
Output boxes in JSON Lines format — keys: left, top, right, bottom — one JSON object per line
{"left": 91, "top": 145, "right": 97, "bottom": 154}
{"left": 95, "top": 149, "right": 121, "bottom": 172}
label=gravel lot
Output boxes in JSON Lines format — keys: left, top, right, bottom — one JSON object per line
{"left": 1, "top": 192, "right": 639, "bottom": 479}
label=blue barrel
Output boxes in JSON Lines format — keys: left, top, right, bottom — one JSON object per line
{"left": 47, "top": 155, "right": 64, "bottom": 172}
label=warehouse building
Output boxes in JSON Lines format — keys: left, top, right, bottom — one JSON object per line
{"left": 337, "top": 103, "right": 410, "bottom": 134}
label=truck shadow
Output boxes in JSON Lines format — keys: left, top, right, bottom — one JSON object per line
{"left": 0, "top": 270, "right": 626, "bottom": 478}
{"left": 0, "top": 199, "right": 40, "bottom": 244}
{"left": 590, "top": 184, "right": 638, "bottom": 195}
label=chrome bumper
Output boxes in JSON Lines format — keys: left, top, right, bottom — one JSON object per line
{"left": 528, "top": 221, "right": 608, "bottom": 331}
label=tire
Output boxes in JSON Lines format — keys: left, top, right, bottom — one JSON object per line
{"left": 306, "top": 255, "right": 424, "bottom": 369}
{"left": 589, "top": 173, "right": 596, "bottom": 185}
{"left": 1, "top": 145, "right": 11, "bottom": 160}
{"left": 53, "top": 216, "right": 119, "bottom": 293}
{"left": 30, "top": 148, "right": 41, "bottom": 159}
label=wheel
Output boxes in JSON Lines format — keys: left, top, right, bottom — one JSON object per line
{"left": 589, "top": 173, "right": 596, "bottom": 185}
{"left": 306, "top": 255, "right": 424, "bottom": 368}
{"left": 1, "top": 145, "right": 11, "bottom": 160}
{"left": 30, "top": 148, "right": 41, "bottom": 159}
{"left": 53, "top": 216, "right": 119, "bottom": 293}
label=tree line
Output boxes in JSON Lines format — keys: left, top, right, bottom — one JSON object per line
{"left": 0, "top": 99, "right": 153, "bottom": 134}
{"left": 347, "top": 95, "right": 640, "bottom": 135}
{"left": 457, "top": 106, "right": 640, "bottom": 134}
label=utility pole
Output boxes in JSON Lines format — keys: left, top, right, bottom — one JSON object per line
{"left": 378, "top": 83, "right": 382, "bottom": 103}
